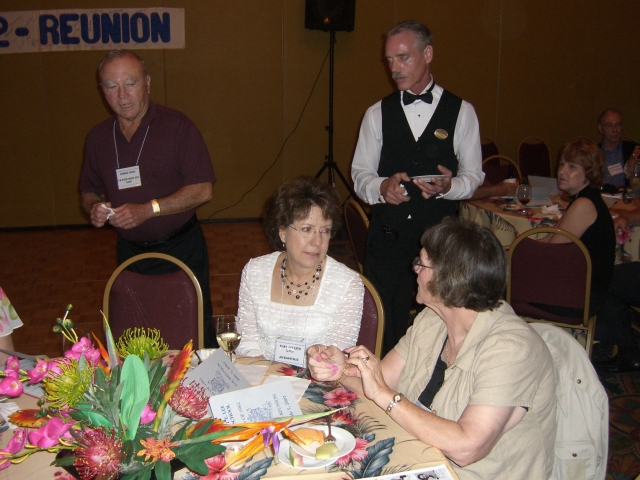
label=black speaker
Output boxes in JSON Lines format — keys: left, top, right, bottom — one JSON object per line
{"left": 305, "top": 0, "right": 355, "bottom": 32}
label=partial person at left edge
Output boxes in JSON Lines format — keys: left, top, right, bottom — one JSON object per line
{"left": 78, "top": 50, "right": 216, "bottom": 347}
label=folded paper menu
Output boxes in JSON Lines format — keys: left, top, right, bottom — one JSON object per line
{"left": 208, "top": 379, "right": 302, "bottom": 423}
{"left": 184, "top": 349, "right": 252, "bottom": 396}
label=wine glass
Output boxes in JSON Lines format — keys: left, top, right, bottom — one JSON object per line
{"left": 516, "top": 184, "right": 532, "bottom": 214}
{"left": 215, "top": 315, "right": 241, "bottom": 362}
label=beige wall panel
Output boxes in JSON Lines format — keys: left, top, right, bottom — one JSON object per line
{"left": 0, "top": 53, "right": 53, "bottom": 227}
{"left": 165, "top": 1, "right": 285, "bottom": 219}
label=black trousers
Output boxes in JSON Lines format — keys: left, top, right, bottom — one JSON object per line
{"left": 116, "top": 218, "right": 215, "bottom": 348}
{"left": 595, "top": 261, "right": 640, "bottom": 354}
{"left": 364, "top": 221, "right": 424, "bottom": 356}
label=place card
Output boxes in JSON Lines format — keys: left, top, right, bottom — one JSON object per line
{"left": 208, "top": 379, "right": 302, "bottom": 424}
{"left": 184, "top": 349, "right": 251, "bottom": 396}
{"left": 365, "top": 464, "right": 454, "bottom": 479}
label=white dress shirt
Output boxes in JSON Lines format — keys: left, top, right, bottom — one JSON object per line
{"left": 351, "top": 80, "right": 484, "bottom": 205}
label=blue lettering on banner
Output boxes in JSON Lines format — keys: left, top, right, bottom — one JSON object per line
{"left": 0, "top": 8, "right": 184, "bottom": 53}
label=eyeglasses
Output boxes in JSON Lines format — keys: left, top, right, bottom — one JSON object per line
{"left": 289, "top": 225, "right": 335, "bottom": 240}
{"left": 412, "top": 256, "right": 433, "bottom": 272}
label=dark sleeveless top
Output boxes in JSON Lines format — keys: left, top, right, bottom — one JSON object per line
{"left": 572, "top": 185, "right": 615, "bottom": 297}
{"left": 371, "top": 89, "right": 463, "bottom": 230}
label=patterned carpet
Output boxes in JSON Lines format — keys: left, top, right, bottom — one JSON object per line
{"left": 599, "top": 361, "right": 640, "bottom": 479}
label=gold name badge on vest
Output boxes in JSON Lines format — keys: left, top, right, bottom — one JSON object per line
{"left": 116, "top": 166, "right": 142, "bottom": 190}
{"left": 434, "top": 129, "right": 448, "bottom": 140}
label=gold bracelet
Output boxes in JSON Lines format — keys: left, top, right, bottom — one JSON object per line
{"left": 339, "top": 363, "right": 355, "bottom": 382}
{"left": 151, "top": 199, "right": 161, "bottom": 216}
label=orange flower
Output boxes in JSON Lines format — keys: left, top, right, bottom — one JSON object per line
{"left": 137, "top": 437, "right": 177, "bottom": 462}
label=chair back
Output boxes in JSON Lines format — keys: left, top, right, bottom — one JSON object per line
{"left": 517, "top": 136, "right": 551, "bottom": 178}
{"left": 356, "top": 274, "right": 384, "bottom": 357}
{"left": 482, "top": 155, "right": 522, "bottom": 185}
{"left": 344, "top": 198, "right": 369, "bottom": 273}
{"left": 507, "top": 227, "right": 594, "bottom": 355}
{"left": 103, "top": 253, "right": 204, "bottom": 350}
{"left": 480, "top": 136, "right": 500, "bottom": 160}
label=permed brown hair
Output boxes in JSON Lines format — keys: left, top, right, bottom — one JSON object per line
{"left": 263, "top": 176, "right": 342, "bottom": 251}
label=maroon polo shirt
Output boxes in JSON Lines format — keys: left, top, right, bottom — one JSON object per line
{"left": 79, "top": 101, "right": 215, "bottom": 242}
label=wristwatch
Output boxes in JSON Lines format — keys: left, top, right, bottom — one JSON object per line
{"left": 385, "top": 393, "right": 404, "bottom": 415}
{"left": 151, "top": 199, "right": 161, "bottom": 216}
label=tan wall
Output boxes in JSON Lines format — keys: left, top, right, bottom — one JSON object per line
{"left": 1, "top": 0, "right": 639, "bottom": 227}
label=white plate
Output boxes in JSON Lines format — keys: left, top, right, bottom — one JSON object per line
{"left": 277, "top": 439, "right": 338, "bottom": 469}
{"left": 289, "top": 425, "right": 356, "bottom": 460}
{"left": 412, "top": 175, "right": 447, "bottom": 183}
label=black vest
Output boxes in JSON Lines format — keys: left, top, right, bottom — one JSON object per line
{"left": 372, "top": 89, "right": 462, "bottom": 229}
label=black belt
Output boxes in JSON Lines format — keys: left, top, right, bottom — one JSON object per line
{"left": 125, "top": 215, "right": 198, "bottom": 248}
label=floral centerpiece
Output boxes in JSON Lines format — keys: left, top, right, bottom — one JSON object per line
{"left": 0, "top": 306, "right": 335, "bottom": 480}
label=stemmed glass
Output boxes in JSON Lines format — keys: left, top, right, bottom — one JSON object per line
{"left": 516, "top": 184, "right": 532, "bottom": 214}
{"left": 215, "top": 315, "right": 241, "bottom": 362}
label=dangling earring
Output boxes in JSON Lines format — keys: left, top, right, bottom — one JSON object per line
{"left": 282, "top": 241, "right": 286, "bottom": 249}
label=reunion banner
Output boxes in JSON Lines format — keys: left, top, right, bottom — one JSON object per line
{"left": 0, "top": 8, "right": 185, "bottom": 54}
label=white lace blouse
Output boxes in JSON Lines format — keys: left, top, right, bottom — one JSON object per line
{"left": 236, "top": 252, "right": 364, "bottom": 360}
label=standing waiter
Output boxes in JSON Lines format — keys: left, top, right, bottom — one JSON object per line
{"left": 351, "top": 21, "right": 483, "bottom": 355}
{"left": 79, "top": 50, "right": 216, "bottom": 346}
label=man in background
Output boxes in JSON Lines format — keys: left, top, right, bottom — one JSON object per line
{"left": 79, "top": 50, "right": 216, "bottom": 346}
{"left": 598, "top": 108, "right": 639, "bottom": 187}
{"left": 351, "top": 20, "right": 483, "bottom": 355}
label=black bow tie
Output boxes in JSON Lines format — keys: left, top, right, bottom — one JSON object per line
{"left": 402, "top": 84, "right": 435, "bottom": 105}
{"left": 403, "top": 90, "right": 433, "bottom": 105}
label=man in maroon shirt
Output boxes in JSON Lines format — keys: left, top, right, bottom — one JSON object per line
{"left": 79, "top": 50, "right": 216, "bottom": 346}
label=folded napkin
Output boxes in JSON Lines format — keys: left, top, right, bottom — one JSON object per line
{"left": 541, "top": 204, "right": 560, "bottom": 215}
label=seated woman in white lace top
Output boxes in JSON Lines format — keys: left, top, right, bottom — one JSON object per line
{"left": 236, "top": 176, "right": 364, "bottom": 361}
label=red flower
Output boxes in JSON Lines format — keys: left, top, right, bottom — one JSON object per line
{"left": 335, "top": 437, "right": 369, "bottom": 465}
{"left": 193, "top": 454, "right": 238, "bottom": 480}
{"left": 277, "top": 366, "right": 298, "bottom": 376}
{"left": 323, "top": 388, "right": 357, "bottom": 407}
{"left": 74, "top": 427, "right": 124, "bottom": 480}
{"left": 332, "top": 409, "right": 358, "bottom": 425}
{"left": 168, "top": 381, "right": 209, "bottom": 419}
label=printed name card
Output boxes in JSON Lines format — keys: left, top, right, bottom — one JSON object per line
{"left": 184, "top": 349, "right": 251, "bottom": 396}
{"left": 273, "top": 338, "right": 306, "bottom": 367}
{"left": 208, "top": 380, "right": 302, "bottom": 424}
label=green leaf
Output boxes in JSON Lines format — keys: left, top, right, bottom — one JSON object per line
{"left": 153, "top": 460, "right": 171, "bottom": 480}
{"left": 51, "top": 453, "right": 76, "bottom": 467}
{"left": 120, "top": 354, "right": 150, "bottom": 440}
{"left": 136, "top": 464, "right": 153, "bottom": 480}
{"left": 190, "top": 419, "right": 214, "bottom": 438}
{"left": 101, "top": 311, "right": 120, "bottom": 368}
{"left": 175, "top": 442, "right": 225, "bottom": 474}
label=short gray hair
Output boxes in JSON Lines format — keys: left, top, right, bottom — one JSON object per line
{"left": 387, "top": 20, "right": 432, "bottom": 51}
{"left": 98, "top": 50, "right": 148, "bottom": 78}
{"left": 597, "top": 108, "right": 622, "bottom": 125}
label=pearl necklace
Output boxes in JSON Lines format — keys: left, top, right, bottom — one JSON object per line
{"left": 281, "top": 256, "right": 322, "bottom": 300}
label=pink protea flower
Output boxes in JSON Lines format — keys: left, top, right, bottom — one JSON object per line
{"left": 26, "top": 359, "right": 52, "bottom": 384}
{"left": 5, "top": 356, "right": 20, "bottom": 374}
{"left": 140, "top": 403, "right": 157, "bottom": 424}
{"left": 323, "top": 388, "right": 357, "bottom": 407}
{"left": 0, "top": 451, "right": 11, "bottom": 471}
{"left": 28, "top": 417, "right": 74, "bottom": 448}
{"left": 195, "top": 454, "right": 238, "bottom": 480}
{"left": 65, "top": 337, "right": 101, "bottom": 366}
{"left": 74, "top": 427, "right": 124, "bottom": 480}
{"left": 335, "top": 437, "right": 369, "bottom": 465}
{"left": 0, "top": 375, "right": 23, "bottom": 397}
{"left": 168, "top": 381, "right": 208, "bottom": 419}
{"left": 5, "top": 428, "right": 28, "bottom": 454}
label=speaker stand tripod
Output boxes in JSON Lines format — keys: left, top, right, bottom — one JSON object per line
{"left": 315, "top": 30, "right": 355, "bottom": 199}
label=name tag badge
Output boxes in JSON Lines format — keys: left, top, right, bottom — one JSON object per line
{"left": 274, "top": 338, "right": 306, "bottom": 367}
{"left": 116, "top": 165, "right": 142, "bottom": 190}
{"left": 608, "top": 163, "right": 624, "bottom": 177}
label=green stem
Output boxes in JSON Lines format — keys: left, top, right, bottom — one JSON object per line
{"left": 172, "top": 427, "right": 244, "bottom": 447}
